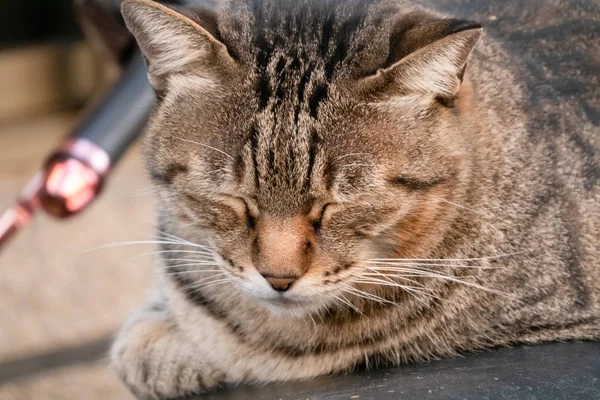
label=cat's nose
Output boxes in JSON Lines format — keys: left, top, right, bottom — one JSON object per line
{"left": 263, "top": 275, "right": 296, "bottom": 292}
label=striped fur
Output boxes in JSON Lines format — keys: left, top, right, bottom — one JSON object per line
{"left": 113, "top": 0, "right": 600, "bottom": 398}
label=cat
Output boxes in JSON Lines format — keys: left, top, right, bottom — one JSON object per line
{"left": 112, "top": 0, "right": 600, "bottom": 398}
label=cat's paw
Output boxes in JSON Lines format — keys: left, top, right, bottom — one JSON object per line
{"left": 111, "top": 308, "right": 219, "bottom": 399}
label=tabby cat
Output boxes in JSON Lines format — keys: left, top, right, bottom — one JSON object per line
{"left": 112, "top": 0, "right": 600, "bottom": 398}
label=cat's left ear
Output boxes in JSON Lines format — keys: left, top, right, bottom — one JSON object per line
{"left": 121, "top": 0, "right": 235, "bottom": 92}
{"left": 360, "top": 12, "right": 482, "bottom": 101}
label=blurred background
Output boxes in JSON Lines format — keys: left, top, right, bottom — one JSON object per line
{"left": 0, "top": 1, "right": 154, "bottom": 398}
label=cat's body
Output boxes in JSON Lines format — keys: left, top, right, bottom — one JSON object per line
{"left": 112, "top": 0, "right": 600, "bottom": 398}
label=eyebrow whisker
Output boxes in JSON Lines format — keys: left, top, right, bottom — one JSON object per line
{"left": 179, "top": 138, "right": 235, "bottom": 161}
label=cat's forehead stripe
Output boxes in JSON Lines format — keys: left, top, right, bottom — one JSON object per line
{"left": 235, "top": 1, "right": 376, "bottom": 210}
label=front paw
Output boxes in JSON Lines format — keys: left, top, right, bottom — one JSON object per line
{"left": 111, "top": 309, "right": 220, "bottom": 399}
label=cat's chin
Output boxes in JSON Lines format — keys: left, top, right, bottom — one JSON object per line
{"left": 256, "top": 296, "right": 325, "bottom": 319}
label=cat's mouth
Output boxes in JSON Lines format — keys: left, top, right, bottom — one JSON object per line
{"left": 226, "top": 265, "right": 342, "bottom": 315}
{"left": 247, "top": 284, "right": 320, "bottom": 310}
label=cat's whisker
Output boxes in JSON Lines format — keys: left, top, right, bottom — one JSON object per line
{"left": 339, "top": 163, "right": 375, "bottom": 169}
{"left": 332, "top": 293, "right": 362, "bottom": 315}
{"left": 340, "top": 284, "right": 393, "bottom": 305}
{"left": 154, "top": 232, "right": 214, "bottom": 250}
{"left": 354, "top": 280, "right": 439, "bottom": 301}
{"left": 356, "top": 274, "right": 435, "bottom": 292}
{"left": 166, "top": 270, "right": 227, "bottom": 277}
{"left": 305, "top": 310, "right": 318, "bottom": 328}
{"left": 354, "top": 277, "right": 439, "bottom": 307}
{"left": 381, "top": 274, "right": 431, "bottom": 288}
{"left": 86, "top": 240, "right": 215, "bottom": 262}
{"left": 366, "top": 266, "right": 464, "bottom": 277}
{"left": 365, "top": 265, "right": 479, "bottom": 278}
{"left": 400, "top": 287, "right": 436, "bottom": 308}
{"left": 162, "top": 257, "right": 218, "bottom": 264}
{"left": 180, "top": 276, "right": 222, "bottom": 290}
{"left": 360, "top": 277, "right": 431, "bottom": 301}
{"left": 84, "top": 240, "right": 211, "bottom": 251}
{"left": 366, "top": 261, "right": 497, "bottom": 270}
{"left": 362, "top": 266, "right": 401, "bottom": 286}
{"left": 356, "top": 269, "right": 435, "bottom": 303}
{"left": 319, "top": 299, "right": 332, "bottom": 319}
{"left": 163, "top": 263, "right": 220, "bottom": 270}
{"left": 183, "top": 273, "right": 232, "bottom": 289}
{"left": 354, "top": 275, "right": 435, "bottom": 293}
{"left": 189, "top": 278, "right": 232, "bottom": 291}
{"left": 364, "top": 267, "right": 508, "bottom": 296}
{"left": 335, "top": 152, "right": 371, "bottom": 161}
{"left": 368, "top": 251, "right": 526, "bottom": 263}
{"left": 358, "top": 271, "right": 414, "bottom": 306}
{"left": 361, "top": 267, "right": 436, "bottom": 278}
{"left": 179, "top": 138, "right": 235, "bottom": 161}
{"left": 116, "top": 187, "right": 159, "bottom": 200}
{"left": 155, "top": 230, "right": 190, "bottom": 242}
{"left": 152, "top": 236, "right": 189, "bottom": 246}
{"left": 313, "top": 297, "right": 333, "bottom": 319}
{"left": 128, "top": 249, "right": 215, "bottom": 260}
{"left": 431, "top": 195, "right": 485, "bottom": 216}
{"left": 221, "top": 290, "right": 240, "bottom": 305}
{"left": 364, "top": 266, "right": 475, "bottom": 278}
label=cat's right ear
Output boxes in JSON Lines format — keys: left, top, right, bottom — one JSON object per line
{"left": 121, "top": 0, "right": 234, "bottom": 93}
{"left": 356, "top": 12, "right": 481, "bottom": 103}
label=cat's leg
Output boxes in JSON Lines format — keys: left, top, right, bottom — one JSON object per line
{"left": 110, "top": 302, "right": 224, "bottom": 399}
{"left": 111, "top": 301, "right": 359, "bottom": 399}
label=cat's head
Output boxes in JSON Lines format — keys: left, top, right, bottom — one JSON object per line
{"left": 122, "top": 0, "right": 482, "bottom": 316}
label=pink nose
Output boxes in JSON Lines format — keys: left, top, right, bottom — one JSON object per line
{"left": 263, "top": 276, "right": 296, "bottom": 292}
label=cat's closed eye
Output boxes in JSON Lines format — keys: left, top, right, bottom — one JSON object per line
{"left": 310, "top": 203, "right": 334, "bottom": 231}
{"left": 218, "top": 195, "right": 258, "bottom": 230}
{"left": 242, "top": 198, "right": 257, "bottom": 230}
